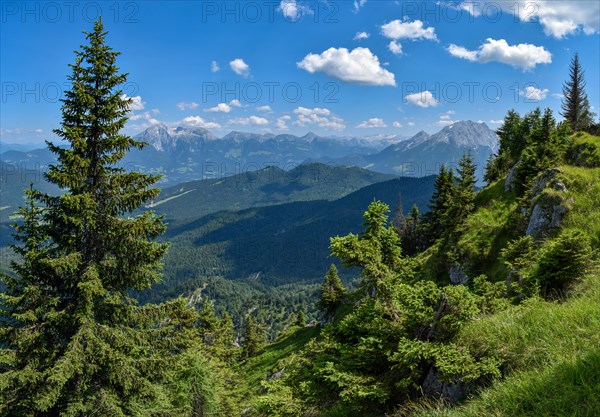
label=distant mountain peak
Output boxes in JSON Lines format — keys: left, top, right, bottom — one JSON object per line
{"left": 136, "top": 124, "right": 215, "bottom": 152}
{"left": 431, "top": 120, "right": 498, "bottom": 149}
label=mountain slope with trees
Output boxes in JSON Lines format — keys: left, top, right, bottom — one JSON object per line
{"left": 241, "top": 109, "right": 600, "bottom": 416}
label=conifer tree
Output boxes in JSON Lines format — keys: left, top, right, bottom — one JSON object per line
{"left": 199, "top": 298, "right": 219, "bottom": 345}
{"left": 318, "top": 264, "right": 346, "bottom": 315}
{"left": 330, "top": 201, "right": 402, "bottom": 301}
{"left": 0, "top": 20, "right": 213, "bottom": 416}
{"left": 561, "top": 53, "right": 594, "bottom": 132}
{"left": 216, "top": 311, "right": 238, "bottom": 359}
{"left": 446, "top": 152, "right": 477, "bottom": 231}
{"left": 424, "top": 165, "right": 456, "bottom": 242}
{"left": 295, "top": 310, "right": 306, "bottom": 327}
{"left": 242, "top": 315, "right": 266, "bottom": 358}
{"left": 391, "top": 192, "right": 405, "bottom": 231}
{"left": 404, "top": 204, "right": 422, "bottom": 255}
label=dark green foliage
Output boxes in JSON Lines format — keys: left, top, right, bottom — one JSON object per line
{"left": 535, "top": 230, "right": 591, "bottom": 295}
{"left": 446, "top": 152, "right": 477, "bottom": 231}
{"left": 0, "top": 20, "right": 219, "bottom": 416}
{"left": 329, "top": 200, "right": 402, "bottom": 301}
{"left": 514, "top": 110, "right": 569, "bottom": 195}
{"left": 198, "top": 298, "right": 219, "bottom": 345}
{"left": 486, "top": 108, "right": 569, "bottom": 195}
{"left": 561, "top": 53, "right": 594, "bottom": 132}
{"left": 424, "top": 166, "right": 456, "bottom": 242}
{"left": 396, "top": 203, "right": 423, "bottom": 256}
{"left": 485, "top": 109, "right": 527, "bottom": 182}
{"left": 318, "top": 264, "right": 346, "bottom": 315}
{"left": 242, "top": 315, "right": 267, "bottom": 359}
{"left": 295, "top": 310, "right": 306, "bottom": 327}
{"left": 255, "top": 203, "right": 500, "bottom": 416}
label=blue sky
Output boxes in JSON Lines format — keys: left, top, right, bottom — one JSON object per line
{"left": 1, "top": 0, "right": 599, "bottom": 143}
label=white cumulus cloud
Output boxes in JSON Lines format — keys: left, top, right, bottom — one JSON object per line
{"left": 388, "top": 40, "right": 403, "bottom": 55}
{"left": 447, "top": 38, "right": 552, "bottom": 70}
{"left": 354, "top": 31, "right": 370, "bottom": 40}
{"left": 292, "top": 107, "right": 345, "bottom": 130}
{"left": 392, "top": 121, "right": 403, "bottom": 128}
{"left": 405, "top": 90, "right": 439, "bottom": 108}
{"left": 297, "top": 47, "right": 396, "bottom": 87}
{"left": 520, "top": 86, "right": 549, "bottom": 101}
{"left": 121, "top": 94, "right": 145, "bottom": 111}
{"left": 229, "top": 116, "right": 269, "bottom": 126}
{"left": 357, "top": 118, "right": 387, "bottom": 128}
{"left": 182, "top": 116, "right": 221, "bottom": 129}
{"left": 177, "top": 102, "right": 199, "bottom": 111}
{"left": 436, "top": 111, "right": 458, "bottom": 126}
{"left": 211, "top": 60, "right": 220, "bottom": 73}
{"left": 278, "top": 0, "right": 313, "bottom": 21}
{"left": 230, "top": 58, "right": 250, "bottom": 77}
{"left": 276, "top": 115, "right": 291, "bottom": 130}
{"left": 257, "top": 105, "right": 272, "bottom": 112}
{"left": 380, "top": 19, "right": 437, "bottom": 41}
{"left": 204, "top": 99, "right": 242, "bottom": 113}
{"left": 460, "top": 1, "right": 600, "bottom": 38}
{"left": 205, "top": 103, "right": 232, "bottom": 113}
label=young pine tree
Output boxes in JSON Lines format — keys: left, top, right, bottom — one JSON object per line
{"left": 318, "top": 264, "right": 346, "bottom": 315}
{"left": 295, "top": 310, "right": 306, "bottom": 327}
{"left": 444, "top": 152, "right": 477, "bottom": 233}
{"left": 330, "top": 200, "right": 402, "bottom": 302}
{"left": 0, "top": 20, "right": 212, "bottom": 416}
{"left": 561, "top": 53, "right": 594, "bottom": 132}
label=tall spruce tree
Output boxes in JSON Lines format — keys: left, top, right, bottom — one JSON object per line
{"left": 0, "top": 20, "right": 213, "bottom": 416}
{"left": 561, "top": 53, "right": 594, "bottom": 132}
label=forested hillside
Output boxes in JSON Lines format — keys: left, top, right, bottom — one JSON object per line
{"left": 240, "top": 114, "right": 600, "bottom": 416}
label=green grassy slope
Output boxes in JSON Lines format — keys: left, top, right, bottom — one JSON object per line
{"left": 241, "top": 133, "right": 600, "bottom": 417}
{"left": 408, "top": 133, "right": 600, "bottom": 417}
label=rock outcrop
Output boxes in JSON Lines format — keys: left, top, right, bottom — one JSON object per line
{"left": 526, "top": 169, "right": 569, "bottom": 238}
{"left": 449, "top": 265, "right": 468, "bottom": 285}
{"left": 422, "top": 367, "right": 473, "bottom": 402}
{"left": 504, "top": 160, "right": 521, "bottom": 192}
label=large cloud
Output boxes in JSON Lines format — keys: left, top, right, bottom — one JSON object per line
{"left": 447, "top": 38, "right": 552, "bottom": 70}
{"left": 459, "top": 1, "right": 599, "bottom": 38}
{"left": 297, "top": 47, "right": 396, "bottom": 86}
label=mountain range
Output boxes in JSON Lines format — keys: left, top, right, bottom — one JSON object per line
{"left": 0, "top": 121, "right": 497, "bottom": 188}
{"left": 313, "top": 120, "right": 498, "bottom": 181}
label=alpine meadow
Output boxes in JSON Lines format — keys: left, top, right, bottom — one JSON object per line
{"left": 1, "top": 2, "right": 599, "bottom": 417}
